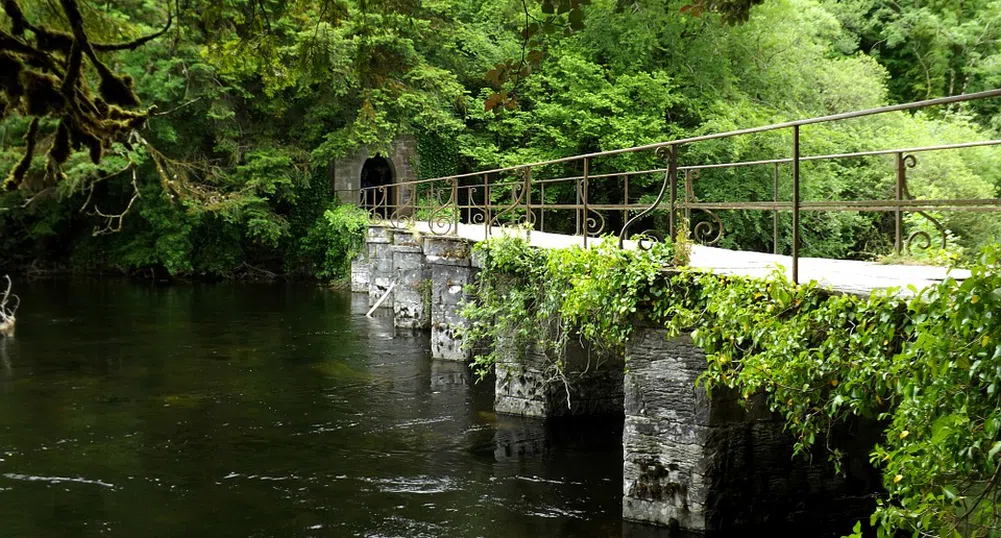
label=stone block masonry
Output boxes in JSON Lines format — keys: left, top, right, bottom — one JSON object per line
{"left": 622, "top": 325, "right": 881, "bottom": 534}
{"left": 424, "top": 236, "right": 477, "bottom": 361}
{"left": 494, "top": 335, "right": 624, "bottom": 419}
{"left": 366, "top": 226, "right": 394, "bottom": 308}
{"left": 391, "top": 231, "right": 430, "bottom": 329}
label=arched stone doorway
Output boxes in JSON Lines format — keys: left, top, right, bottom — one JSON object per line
{"left": 330, "top": 135, "right": 419, "bottom": 212}
{"left": 360, "top": 156, "right": 394, "bottom": 215}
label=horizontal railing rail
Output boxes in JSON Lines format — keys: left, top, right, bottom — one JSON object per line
{"left": 340, "top": 89, "right": 1001, "bottom": 283}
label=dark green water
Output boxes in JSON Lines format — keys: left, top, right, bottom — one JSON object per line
{"left": 0, "top": 281, "right": 639, "bottom": 537}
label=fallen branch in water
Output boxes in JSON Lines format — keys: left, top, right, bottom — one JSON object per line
{"left": 0, "top": 275, "right": 19, "bottom": 338}
{"left": 234, "top": 262, "right": 278, "bottom": 281}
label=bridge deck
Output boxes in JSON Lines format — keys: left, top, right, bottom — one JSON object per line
{"left": 403, "top": 222, "right": 968, "bottom": 296}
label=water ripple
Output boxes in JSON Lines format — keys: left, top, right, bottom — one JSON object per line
{"left": 2, "top": 473, "right": 115, "bottom": 488}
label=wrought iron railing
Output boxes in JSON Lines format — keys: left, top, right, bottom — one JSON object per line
{"left": 340, "top": 89, "right": 1001, "bottom": 283}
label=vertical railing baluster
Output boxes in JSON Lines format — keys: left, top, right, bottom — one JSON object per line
{"left": 792, "top": 125, "right": 801, "bottom": 284}
{"left": 540, "top": 183, "right": 546, "bottom": 233}
{"left": 524, "top": 166, "right": 532, "bottom": 233}
{"left": 451, "top": 176, "right": 459, "bottom": 235}
{"left": 894, "top": 152, "right": 904, "bottom": 255}
{"left": 575, "top": 176, "right": 582, "bottom": 237}
{"left": 773, "top": 162, "right": 780, "bottom": 255}
{"left": 668, "top": 149, "right": 678, "bottom": 240}
{"left": 683, "top": 169, "right": 692, "bottom": 227}
{"left": 583, "top": 158, "right": 589, "bottom": 247}
{"left": 484, "top": 174, "right": 491, "bottom": 238}
{"left": 622, "top": 174, "right": 629, "bottom": 237}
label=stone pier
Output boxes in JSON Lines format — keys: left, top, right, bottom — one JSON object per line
{"left": 364, "top": 226, "right": 394, "bottom": 308}
{"left": 350, "top": 241, "right": 370, "bottom": 293}
{"left": 494, "top": 336, "right": 624, "bottom": 419}
{"left": 391, "top": 231, "right": 430, "bottom": 329}
{"left": 354, "top": 229, "right": 478, "bottom": 360}
{"left": 424, "top": 236, "right": 476, "bottom": 361}
{"left": 622, "top": 325, "right": 880, "bottom": 534}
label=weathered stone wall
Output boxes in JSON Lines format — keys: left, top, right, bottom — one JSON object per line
{"left": 332, "top": 135, "right": 418, "bottom": 204}
{"left": 424, "top": 237, "right": 476, "bottom": 361}
{"left": 391, "top": 231, "right": 431, "bottom": 329}
{"left": 622, "top": 324, "right": 880, "bottom": 534}
{"left": 495, "top": 335, "right": 624, "bottom": 419}
{"left": 366, "top": 226, "right": 394, "bottom": 308}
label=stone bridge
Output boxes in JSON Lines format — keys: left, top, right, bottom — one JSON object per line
{"left": 342, "top": 91, "right": 1001, "bottom": 534}
{"left": 349, "top": 222, "right": 963, "bottom": 535}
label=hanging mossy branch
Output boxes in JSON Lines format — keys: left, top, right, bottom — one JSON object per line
{"left": 0, "top": 0, "right": 171, "bottom": 190}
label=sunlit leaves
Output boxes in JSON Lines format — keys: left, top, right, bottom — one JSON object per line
{"left": 483, "top": 0, "right": 591, "bottom": 112}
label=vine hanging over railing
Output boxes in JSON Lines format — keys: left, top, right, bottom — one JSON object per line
{"left": 459, "top": 231, "right": 673, "bottom": 384}
{"left": 459, "top": 228, "right": 1001, "bottom": 537}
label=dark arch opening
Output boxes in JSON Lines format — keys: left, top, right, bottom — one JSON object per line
{"left": 360, "top": 156, "right": 394, "bottom": 216}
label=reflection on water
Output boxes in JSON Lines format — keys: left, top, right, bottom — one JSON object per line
{"left": 0, "top": 280, "right": 657, "bottom": 537}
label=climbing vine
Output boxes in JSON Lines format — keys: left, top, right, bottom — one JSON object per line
{"left": 663, "top": 247, "right": 1001, "bottom": 538}
{"left": 459, "top": 232, "right": 672, "bottom": 381}
{"left": 461, "top": 232, "right": 1001, "bottom": 537}
{"left": 416, "top": 133, "right": 459, "bottom": 181}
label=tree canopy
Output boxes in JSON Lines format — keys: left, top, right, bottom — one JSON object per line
{"left": 1, "top": 0, "right": 999, "bottom": 278}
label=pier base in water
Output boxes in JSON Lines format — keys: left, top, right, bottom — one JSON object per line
{"left": 622, "top": 325, "right": 880, "bottom": 534}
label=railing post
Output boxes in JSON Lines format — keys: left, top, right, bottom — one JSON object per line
{"left": 792, "top": 125, "right": 801, "bottom": 284}
{"left": 484, "top": 174, "right": 491, "bottom": 238}
{"left": 683, "top": 169, "right": 693, "bottom": 227}
{"left": 894, "top": 152, "right": 904, "bottom": 255}
{"left": 451, "top": 176, "right": 459, "bottom": 235}
{"left": 669, "top": 149, "right": 678, "bottom": 240}
{"left": 773, "top": 162, "right": 780, "bottom": 255}
{"left": 583, "top": 158, "right": 589, "bottom": 247}
{"left": 622, "top": 174, "right": 629, "bottom": 235}
{"left": 523, "top": 167, "right": 532, "bottom": 233}
{"left": 540, "top": 183, "right": 546, "bottom": 233}
{"left": 575, "top": 175, "right": 583, "bottom": 237}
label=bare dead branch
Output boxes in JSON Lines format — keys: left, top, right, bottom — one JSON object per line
{"left": 0, "top": 275, "right": 19, "bottom": 337}
{"left": 89, "top": 165, "right": 140, "bottom": 235}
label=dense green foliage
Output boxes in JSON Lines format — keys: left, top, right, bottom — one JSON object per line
{"left": 460, "top": 231, "right": 672, "bottom": 378}
{"left": 464, "top": 233, "right": 1001, "bottom": 536}
{"left": 2, "top": 0, "right": 999, "bottom": 278}
{"left": 299, "top": 203, "right": 369, "bottom": 281}
{"left": 670, "top": 246, "right": 1001, "bottom": 537}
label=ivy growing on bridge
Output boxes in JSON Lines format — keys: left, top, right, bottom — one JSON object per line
{"left": 460, "top": 231, "right": 673, "bottom": 382}
{"left": 462, "top": 233, "right": 1001, "bottom": 537}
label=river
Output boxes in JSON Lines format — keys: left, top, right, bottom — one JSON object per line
{"left": 0, "top": 280, "right": 653, "bottom": 537}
